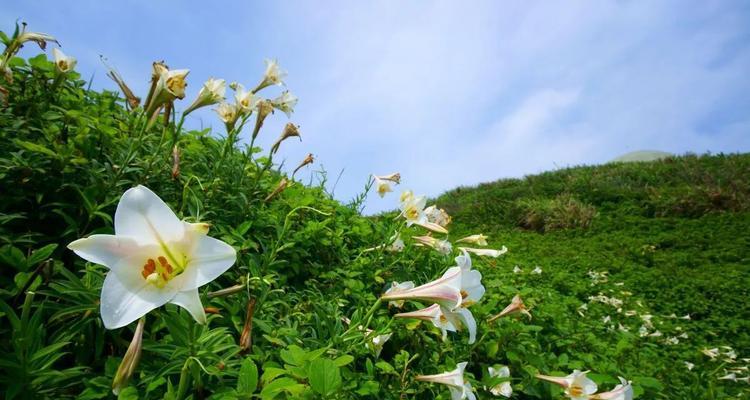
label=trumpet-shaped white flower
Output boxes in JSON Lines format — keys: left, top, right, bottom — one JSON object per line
{"left": 536, "top": 370, "right": 598, "bottom": 400}
{"left": 385, "top": 281, "right": 414, "bottom": 308}
{"left": 513, "top": 265, "right": 522, "bottom": 273}
{"left": 215, "top": 102, "right": 240, "bottom": 131}
{"left": 424, "top": 205, "right": 452, "bottom": 227}
{"left": 367, "top": 332, "right": 392, "bottom": 358}
{"left": 684, "top": 361, "right": 695, "bottom": 371}
{"left": 374, "top": 176, "right": 393, "bottom": 198}
{"left": 487, "top": 365, "right": 512, "bottom": 397}
{"left": 532, "top": 266, "right": 543, "bottom": 274}
{"left": 145, "top": 67, "right": 189, "bottom": 115}
{"left": 413, "top": 235, "right": 453, "bottom": 255}
{"left": 400, "top": 192, "right": 427, "bottom": 224}
{"left": 416, "top": 362, "right": 476, "bottom": 400}
{"left": 590, "top": 377, "right": 633, "bottom": 400}
{"left": 17, "top": 30, "right": 58, "bottom": 50}
{"left": 272, "top": 90, "right": 298, "bottom": 117}
{"left": 255, "top": 58, "right": 287, "bottom": 91}
{"left": 395, "top": 303, "right": 477, "bottom": 344}
{"left": 456, "top": 234, "right": 488, "bottom": 246}
{"left": 702, "top": 348, "right": 720, "bottom": 359}
{"left": 233, "top": 83, "right": 260, "bottom": 115}
{"left": 381, "top": 266, "right": 484, "bottom": 311}
{"left": 459, "top": 246, "right": 508, "bottom": 258}
{"left": 52, "top": 47, "right": 76, "bottom": 73}
{"left": 488, "top": 294, "right": 531, "bottom": 322}
{"left": 184, "top": 78, "right": 225, "bottom": 115}
{"left": 68, "top": 186, "right": 236, "bottom": 329}
{"left": 388, "top": 235, "right": 405, "bottom": 253}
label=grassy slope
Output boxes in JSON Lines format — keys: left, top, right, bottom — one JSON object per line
{"left": 435, "top": 153, "right": 750, "bottom": 396}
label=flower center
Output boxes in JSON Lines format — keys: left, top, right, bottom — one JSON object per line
{"left": 58, "top": 60, "right": 68, "bottom": 71}
{"left": 405, "top": 207, "right": 419, "bottom": 220}
{"left": 569, "top": 385, "right": 584, "bottom": 397}
{"left": 167, "top": 76, "right": 186, "bottom": 97}
{"left": 141, "top": 253, "right": 186, "bottom": 288}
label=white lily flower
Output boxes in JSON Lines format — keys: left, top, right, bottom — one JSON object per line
{"left": 145, "top": 67, "right": 189, "bottom": 115}
{"left": 702, "top": 348, "right": 720, "bottom": 359}
{"left": 513, "top": 265, "right": 522, "bottom": 273}
{"left": 52, "top": 47, "right": 76, "bottom": 73}
{"left": 459, "top": 246, "right": 508, "bottom": 258}
{"left": 215, "top": 102, "right": 240, "bottom": 132}
{"left": 385, "top": 281, "right": 414, "bottom": 308}
{"left": 456, "top": 234, "right": 488, "bottom": 246}
{"left": 536, "top": 370, "right": 598, "bottom": 400}
{"left": 413, "top": 235, "right": 452, "bottom": 255}
{"left": 381, "top": 266, "right": 484, "bottom": 311}
{"left": 367, "top": 332, "right": 392, "bottom": 358}
{"left": 684, "top": 361, "right": 695, "bottom": 371}
{"left": 17, "top": 30, "right": 58, "bottom": 50}
{"left": 388, "top": 235, "right": 405, "bottom": 253}
{"left": 255, "top": 58, "right": 287, "bottom": 91}
{"left": 591, "top": 377, "right": 633, "bottom": 400}
{"left": 532, "top": 266, "right": 543, "bottom": 274}
{"left": 488, "top": 294, "right": 531, "bottom": 321}
{"left": 374, "top": 176, "right": 393, "bottom": 198}
{"left": 487, "top": 365, "right": 512, "bottom": 397}
{"left": 400, "top": 192, "right": 427, "bottom": 225}
{"left": 395, "top": 303, "right": 477, "bottom": 344}
{"left": 184, "top": 78, "right": 225, "bottom": 115}
{"left": 68, "top": 186, "right": 236, "bottom": 329}
{"left": 233, "top": 83, "right": 260, "bottom": 115}
{"left": 718, "top": 373, "right": 737, "bottom": 381}
{"left": 424, "top": 205, "right": 452, "bottom": 227}
{"left": 416, "top": 362, "right": 476, "bottom": 400}
{"left": 271, "top": 90, "right": 298, "bottom": 118}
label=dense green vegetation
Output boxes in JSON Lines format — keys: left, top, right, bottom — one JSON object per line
{"left": 0, "top": 25, "right": 748, "bottom": 399}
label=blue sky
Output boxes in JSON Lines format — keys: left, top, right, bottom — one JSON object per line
{"left": 3, "top": 1, "right": 750, "bottom": 213}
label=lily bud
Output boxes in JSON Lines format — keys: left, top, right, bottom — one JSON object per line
{"left": 17, "top": 26, "right": 58, "bottom": 51}
{"left": 112, "top": 318, "right": 146, "bottom": 395}
{"left": 52, "top": 48, "right": 76, "bottom": 73}
{"left": 171, "top": 145, "right": 180, "bottom": 180}
{"left": 264, "top": 178, "right": 290, "bottom": 202}
{"left": 239, "top": 298, "right": 256, "bottom": 354}
{"left": 377, "top": 172, "right": 401, "bottom": 184}
{"left": 412, "top": 235, "right": 452, "bottom": 255}
{"left": 102, "top": 57, "right": 141, "bottom": 110}
{"left": 488, "top": 295, "right": 531, "bottom": 322}
{"left": 184, "top": 78, "right": 226, "bottom": 116}
{"left": 251, "top": 99, "right": 274, "bottom": 139}
{"left": 143, "top": 61, "right": 168, "bottom": 112}
{"left": 270, "top": 123, "right": 301, "bottom": 154}
{"left": 271, "top": 90, "right": 298, "bottom": 118}
{"left": 292, "top": 153, "right": 314, "bottom": 176}
{"left": 207, "top": 284, "right": 245, "bottom": 299}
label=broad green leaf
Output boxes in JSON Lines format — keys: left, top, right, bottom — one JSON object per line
{"left": 308, "top": 358, "right": 342, "bottom": 397}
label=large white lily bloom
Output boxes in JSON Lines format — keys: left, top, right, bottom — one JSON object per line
{"left": 487, "top": 365, "right": 513, "bottom": 398}
{"left": 400, "top": 192, "right": 427, "bottom": 225}
{"left": 381, "top": 266, "right": 484, "bottom": 311}
{"left": 416, "top": 362, "right": 476, "bottom": 400}
{"left": 459, "top": 246, "right": 508, "bottom": 258}
{"left": 52, "top": 47, "right": 76, "bottom": 73}
{"left": 184, "top": 78, "right": 225, "bottom": 115}
{"left": 536, "top": 370, "right": 598, "bottom": 400}
{"left": 145, "top": 67, "right": 190, "bottom": 115}
{"left": 395, "top": 303, "right": 477, "bottom": 344}
{"left": 424, "top": 205, "right": 452, "bottom": 227}
{"left": 234, "top": 83, "right": 260, "bottom": 115}
{"left": 591, "top": 377, "right": 633, "bottom": 400}
{"left": 68, "top": 186, "right": 236, "bottom": 329}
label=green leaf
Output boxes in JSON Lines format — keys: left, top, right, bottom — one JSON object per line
{"left": 27, "top": 243, "right": 57, "bottom": 267}
{"left": 308, "top": 358, "right": 342, "bottom": 397}
{"left": 12, "top": 139, "right": 58, "bottom": 157}
{"left": 237, "top": 358, "right": 258, "bottom": 395}
{"left": 333, "top": 355, "right": 354, "bottom": 367}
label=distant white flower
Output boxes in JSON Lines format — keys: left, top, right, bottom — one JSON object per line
{"left": 684, "top": 361, "right": 695, "bottom": 371}
{"left": 376, "top": 172, "right": 401, "bottom": 184}
{"left": 255, "top": 58, "right": 287, "bottom": 91}
{"left": 184, "top": 78, "right": 225, "bottom": 115}
{"left": 459, "top": 246, "right": 508, "bottom": 258}
{"left": 424, "top": 205, "right": 452, "bottom": 227}
{"left": 532, "top": 266, "right": 543, "bottom": 274}
{"left": 271, "top": 90, "right": 298, "bottom": 117}
{"left": 718, "top": 373, "right": 737, "bottom": 382}
{"left": 590, "top": 377, "right": 633, "bottom": 400}
{"left": 413, "top": 235, "right": 452, "bottom": 255}
{"left": 536, "top": 370, "right": 598, "bottom": 400}
{"left": 388, "top": 235, "right": 405, "bottom": 253}
{"left": 513, "top": 265, "right": 522, "bottom": 274}
{"left": 602, "top": 315, "right": 611, "bottom": 324}
{"left": 702, "top": 348, "right": 720, "bottom": 359}
{"left": 374, "top": 176, "right": 393, "bottom": 198}
{"left": 487, "top": 366, "right": 512, "bottom": 397}
{"left": 68, "top": 186, "right": 236, "bottom": 329}
{"left": 665, "top": 337, "right": 679, "bottom": 345}
{"left": 215, "top": 102, "right": 240, "bottom": 131}
{"left": 456, "top": 234, "right": 488, "bottom": 246}
{"left": 416, "top": 362, "right": 476, "bottom": 400}
{"left": 488, "top": 294, "right": 531, "bottom": 321}
{"left": 367, "top": 332, "right": 392, "bottom": 358}
{"left": 384, "top": 281, "right": 414, "bottom": 308}
{"left": 395, "top": 303, "right": 477, "bottom": 344}
{"left": 234, "top": 83, "right": 260, "bottom": 115}
{"left": 52, "top": 47, "right": 76, "bottom": 73}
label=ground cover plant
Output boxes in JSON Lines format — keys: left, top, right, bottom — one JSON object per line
{"left": 0, "top": 22, "right": 748, "bottom": 399}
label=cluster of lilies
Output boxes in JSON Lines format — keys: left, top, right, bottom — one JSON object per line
{"left": 364, "top": 181, "right": 633, "bottom": 399}
{"left": 4, "top": 21, "right": 637, "bottom": 399}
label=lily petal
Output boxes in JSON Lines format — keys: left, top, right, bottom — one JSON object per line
{"left": 100, "top": 272, "right": 177, "bottom": 329}
{"left": 180, "top": 235, "right": 237, "bottom": 290}
{"left": 67, "top": 234, "right": 139, "bottom": 269}
{"left": 170, "top": 289, "right": 207, "bottom": 324}
{"left": 114, "top": 185, "right": 185, "bottom": 246}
